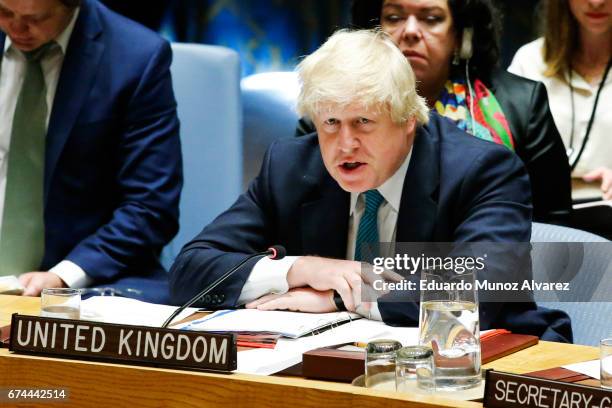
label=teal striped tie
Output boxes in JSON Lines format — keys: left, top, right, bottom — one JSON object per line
{"left": 355, "top": 189, "right": 385, "bottom": 263}
{"left": 0, "top": 43, "right": 56, "bottom": 276}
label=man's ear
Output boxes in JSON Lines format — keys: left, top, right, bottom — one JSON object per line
{"left": 404, "top": 116, "right": 417, "bottom": 135}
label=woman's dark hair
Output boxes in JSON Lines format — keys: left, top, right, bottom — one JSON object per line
{"left": 351, "top": 0, "right": 502, "bottom": 85}
{"left": 60, "top": 0, "right": 82, "bottom": 8}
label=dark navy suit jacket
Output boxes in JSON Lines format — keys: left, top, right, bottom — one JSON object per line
{"left": 0, "top": 0, "right": 182, "bottom": 302}
{"left": 170, "top": 113, "right": 571, "bottom": 342}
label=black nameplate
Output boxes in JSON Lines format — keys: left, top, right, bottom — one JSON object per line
{"left": 484, "top": 370, "right": 612, "bottom": 408}
{"left": 9, "top": 314, "right": 236, "bottom": 372}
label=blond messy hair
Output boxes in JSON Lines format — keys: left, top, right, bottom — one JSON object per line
{"left": 296, "top": 29, "right": 429, "bottom": 126}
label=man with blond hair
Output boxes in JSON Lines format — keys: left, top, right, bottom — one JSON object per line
{"left": 170, "top": 30, "right": 570, "bottom": 342}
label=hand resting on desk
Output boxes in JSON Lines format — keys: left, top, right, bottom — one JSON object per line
{"left": 245, "top": 287, "right": 337, "bottom": 313}
{"left": 286, "top": 256, "right": 361, "bottom": 312}
{"left": 19, "top": 272, "right": 67, "bottom": 297}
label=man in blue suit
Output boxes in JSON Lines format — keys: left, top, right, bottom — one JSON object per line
{"left": 170, "top": 30, "right": 571, "bottom": 341}
{"left": 0, "top": 0, "right": 182, "bottom": 302}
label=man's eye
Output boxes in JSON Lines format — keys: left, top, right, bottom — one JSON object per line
{"left": 24, "top": 15, "right": 48, "bottom": 24}
{"left": 0, "top": 8, "right": 13, "bottom": 18}
{"left": 324, "top": 119, "right": 338, "bottom": 126}
{"left": 357, "top": 118, "right": 371, "bottom": 125}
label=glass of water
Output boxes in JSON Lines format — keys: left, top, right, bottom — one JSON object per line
{"left": 365, "top": 339, "right": 402, "bottom": 390}
{"left": 602, "top": 338, "right": 612, "bottom": 389}
{"left": 419, "top": 268, "right": 481, "bottom": 390}
{"left": 40, "top": 288, "right": 81, "bottom": 320}
{"left": 395, "top": 346, "right": 435, "bottom": 392}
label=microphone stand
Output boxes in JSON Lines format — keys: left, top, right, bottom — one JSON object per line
{"left": 162, "top": 247, "right": 283, "bottom": 328}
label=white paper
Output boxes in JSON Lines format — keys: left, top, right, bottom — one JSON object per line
{"left": 180, "top": 309, "right": 360, "bottom": 338}
{"left": 235, "top": 319, "right": 419, "bottom": 375}
{"left": 562, "top": 359, "right": 601, "bottom": 380}
{"left": 0, "top": 275, "right": 24, "bottom": 295}
{"left": 81, "top": 296, "right": 198, "bottom": 328}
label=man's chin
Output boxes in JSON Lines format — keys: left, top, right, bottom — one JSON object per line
{"left": 334, "top": 178, "right": 376, "bottom": 194}
{"left": 12, "top": 43, "right": 38, "bottom": 52}
{"left": 10, "top": 38, "right": 42, "bottom": 52}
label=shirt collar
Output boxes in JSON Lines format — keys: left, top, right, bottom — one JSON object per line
{"left": 566, "top": 65, "right": 612, "bottom": 92}
{"left": 349, "top": 148, "right": 412, "bottom": 215}
{"left": 3, "top": 7, "right": 80, "bottom": 56}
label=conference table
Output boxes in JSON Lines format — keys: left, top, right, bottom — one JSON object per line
{"left": 0, "top": 295, "right": 600, "bottom": 407}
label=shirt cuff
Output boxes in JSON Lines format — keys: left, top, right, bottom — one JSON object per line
{"left": 49, "top": 260, "right": 93, "bottom": 289}
{"left": 237, "top": 255, "right": 298, "bottom": 305}
{"left": 355, "top": 301, "right": 382, "bottom": 321}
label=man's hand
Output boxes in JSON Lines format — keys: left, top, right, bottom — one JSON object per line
{"left": 286, "top": 257, "right": 361, "bottom": 311}
{"left": 245, "top": 288, "right": 336, "bottom": 313}
{"left": 583, "top": 167, "right": 612, "bottom": 200}
{"left": 19, "top": 272, "right": 67, "bottom": 297}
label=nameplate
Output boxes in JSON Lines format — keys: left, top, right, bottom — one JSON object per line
{"left": 484, "top": 370, "right": 612, "bottom": 408}
{"left": 9, "top": 314, "right": 236, "bottom": 372}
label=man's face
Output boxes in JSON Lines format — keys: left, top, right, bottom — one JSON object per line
{"left": 0, "top": 0, "right": 74, "bottom": 51}
{"left": 315, "top": 103, "right": 416, "bottom": 193}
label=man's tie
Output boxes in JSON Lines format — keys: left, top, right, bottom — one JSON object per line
{"left": 355, "top": 189, "right": 385, "bottom": 263}
{"left": 0, "top": 43, "right": 56, "bottom": 276}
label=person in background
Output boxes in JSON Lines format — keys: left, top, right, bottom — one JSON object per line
{"left": 509, "top": 0, "right": 612, "bottom": 201}
{"left": 0, "top": 0, "right": 182, "bottom": 301}
{"left": 326, "top": 0, "right": 572, "bottom": 223}
{"left": 170, "top": 29, "right": 571, "bottom": 343}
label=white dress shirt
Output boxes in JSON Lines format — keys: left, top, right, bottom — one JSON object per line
{"left": 237, "top": 150, "right": 412, "bottom": 320}
{"left": 0, "top": 9, "right": 89, "bottom": 287}
{"left": 509, "top": 38, "right": 612, "bottom": 198}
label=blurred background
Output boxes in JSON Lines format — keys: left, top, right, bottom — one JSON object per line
{"left": 101, "top": 0, "right": 542, "bottom": 77}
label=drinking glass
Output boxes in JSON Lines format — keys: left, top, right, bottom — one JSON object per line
{"left": 365, "top": 339, "right": 402, "bottom": 389}
{"left": 40, "top": 288, "right": 81, "bottom": 319}
{"left": 419, "top": 269, "right": 481, "bottom": 390}
{"left": 395, "top": 346, "right": 435, "bottom": 392}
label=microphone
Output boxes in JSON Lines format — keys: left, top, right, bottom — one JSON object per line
{"left": 162, "top": 245, "right": 286, "bottom": 328}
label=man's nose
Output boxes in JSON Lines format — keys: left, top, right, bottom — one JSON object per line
{"left": 338, "top": 126, "right": 359, "bottom": 153}
{"left": 9, "top": 19, "right": 29, "bottom": 36}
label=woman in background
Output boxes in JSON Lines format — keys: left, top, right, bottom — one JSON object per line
{"left": 509, "top": 0, "right": 612, "bottom": 201}
{"left": 345, "top": 0, "right": 572, "bottom": 223}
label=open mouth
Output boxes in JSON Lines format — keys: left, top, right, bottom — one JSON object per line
{"left": 340, "top": 162, "right": 365, "bottom": 171}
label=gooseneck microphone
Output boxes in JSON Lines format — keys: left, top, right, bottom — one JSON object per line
{"left": 162, "top": 245, "right": 286, "bottom": 328}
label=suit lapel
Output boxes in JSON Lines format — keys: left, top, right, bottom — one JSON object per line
{"left": 300, "top": 173, "right": 350, "bottom": 259}
{"left": 44, "top": 0, "right": 104, "bottom": 202}
{"left": 396, "top": 126, "right": 440, "bottom": 242}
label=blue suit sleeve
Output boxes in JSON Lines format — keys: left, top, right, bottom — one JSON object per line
{"left": 64, "top": 41, "right": 182, "bottom": 281}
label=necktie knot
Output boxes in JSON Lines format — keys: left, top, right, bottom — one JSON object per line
{"left": 354, "top": 190, "right": 385, "bottom": 263}
{"left": 364, "top": 189, "right": 384, "bottom": 214}
{"left": 22, "top": 42, "right": 58, "bottom": 62}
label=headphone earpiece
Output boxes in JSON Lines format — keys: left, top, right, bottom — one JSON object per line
{"left": 459, "top": 27, "right": 474, "bottom": 60}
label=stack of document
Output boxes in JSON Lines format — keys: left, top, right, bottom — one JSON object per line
{"left": 236, "top": 319, "right": 419, "bottom": 375}
{"left": 81, "top": 296, "right": 198, "bottom": 327}
{"left": 179, "top": 309, "right": 361, "bottom": 338}
{"left": 0, "top": 276, "right": 25, "bottom": 295}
